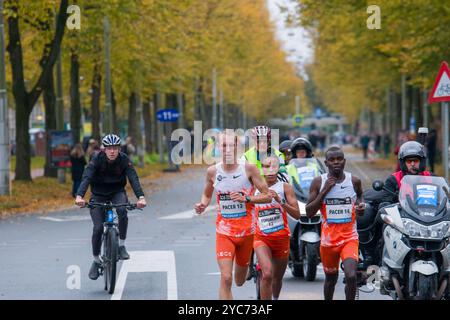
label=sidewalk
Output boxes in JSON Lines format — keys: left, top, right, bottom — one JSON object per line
{"left": 9, "top": 169, "right": 44, "bottom": 180}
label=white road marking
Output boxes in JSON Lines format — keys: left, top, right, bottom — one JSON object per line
{"left": 205, "top": 272, "right": 221, "bottom": 275}
{"left": 159, "top": 206, "right": 217, "bottom": 220}
{"left": 111, "top": 250, "right": 177, "bottom": 300}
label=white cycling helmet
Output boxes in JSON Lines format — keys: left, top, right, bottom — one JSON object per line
{"left": 102, "top": 134, "right": 121, "bottom": 147}
{"left": 251, "top": 125, "right": 271, "bottom": 140}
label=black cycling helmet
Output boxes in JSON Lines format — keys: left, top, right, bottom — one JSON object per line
{"left": 102, "top": 134, "right": 121, "bottom": 147}
{"left": 398, "top": 141, "right": 427, "bottom": 173}
{"left": 279, "top": 140, "right": 292, "bottom": 152}
{"left": 290, "top": 137, "right": 313, "bottom": 158}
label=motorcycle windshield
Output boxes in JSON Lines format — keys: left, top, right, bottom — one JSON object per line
{"left": 289, "top": 158, "right": 325, "bottom": 195}
{"left": 399, "top": 175, "right": 450, "bottom": 219}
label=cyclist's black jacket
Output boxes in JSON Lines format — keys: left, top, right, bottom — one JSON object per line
{"left": 76, "top": 151, "right": 144, "bottom": 198}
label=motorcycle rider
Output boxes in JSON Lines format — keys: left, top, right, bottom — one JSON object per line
{"left": 279, "top": 140, "right": 292, "bottom": 164}
{"left": 357, "top": 141, "right": 432, "bottom": 267}
{"left": 381, "top": 141, "right": 432, "bottom": 204}
{"left": 286, "top": 137, "right": 318, "bottom": 185}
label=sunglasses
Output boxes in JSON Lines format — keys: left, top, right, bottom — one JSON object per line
{"left": 405, "top": 158, "right": 420, "bottom": 165}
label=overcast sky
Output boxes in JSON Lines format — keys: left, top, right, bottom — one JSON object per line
{"left": 265, "top": 0, "right": 313, "bottom": 77}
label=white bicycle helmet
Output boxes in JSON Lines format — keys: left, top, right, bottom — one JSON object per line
{"left": 102, "top": 134, "right": 121, "bottom": 147}
{"left": 252, "top": 125, "right": 271, "bottom": 140}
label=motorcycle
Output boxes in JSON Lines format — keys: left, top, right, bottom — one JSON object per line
{"left": 373, "top": 175, "right": 450, "bottom": 300}
{"left": 350, "top": 185, "right": 386, "bottom": 291}
{"left": 287, "top": 158, "right": 326, "bottom": 281}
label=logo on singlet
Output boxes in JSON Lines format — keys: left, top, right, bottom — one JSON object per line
{"left": 217, "top": 175, "right": 226, "bottom": 182}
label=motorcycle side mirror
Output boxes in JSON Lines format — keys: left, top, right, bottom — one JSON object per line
{"left": 372, "top": 180, "right": 384, "bottom": 192}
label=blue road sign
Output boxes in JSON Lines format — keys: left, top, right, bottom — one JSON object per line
{"left": 157, "top": 109, "right": 180, "bottom": 122}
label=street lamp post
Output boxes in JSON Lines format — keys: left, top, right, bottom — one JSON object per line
{"left": 0, "top": 0, "right": 10, "bottom": 195}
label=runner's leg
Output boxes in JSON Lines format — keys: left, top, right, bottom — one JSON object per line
{"left": 216, "top": 234, "right": 236, "bottom": 300}
{"left": 341, "top": 240, "right": 359, "bottom": 300}
{"left": 342, "top": 258, "right": 357, "bottom": 300}
{"left": 255, "top": 244, "right": 273, "bottom": 300}
{"left": 271, "top": 256, "right": 288, "bottom": 299}
{"left": 218, "top": 259, "right": 234, "bottom": 300}
{"left": 321, "top": 245, "right": 340, "bottom": 300}
{"left": 234, "top": 235, "right": 254, "bottom": 287}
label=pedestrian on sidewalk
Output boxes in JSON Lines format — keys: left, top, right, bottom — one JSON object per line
{"left": 121, "top": 136, "right": 136, "bottom": 157}
{"left": 360, "top": 133, "right": 370, "bottom": 160}
{"left": 70, "top": 143, "right": 87, "bottom": 198}
{"left": 86, "top": 139, "right": 100, "bottom": 161}
{"left": 383, "top": 134, "right": 391, "bottom": 159}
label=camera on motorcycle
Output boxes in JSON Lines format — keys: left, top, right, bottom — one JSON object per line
{"left": 372, "top": 180, "right": 384, "bottom": 192}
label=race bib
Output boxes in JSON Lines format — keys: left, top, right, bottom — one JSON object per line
{"left": 218, "top": 193, "right": 247, "bottom": 218}
{"left": 297, "top": 167, "right": 316, "bottom": 189}
{"left": 258, "top": 207, "right": 284, "bottom": 234}
{"left": 324, "top": 198, "right": 353, "bottom": 224}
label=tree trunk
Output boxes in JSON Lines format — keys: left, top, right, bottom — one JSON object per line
{"left": 70, "top": 52, "right": 81, "bottom": 145}
{"left": 43, "top": 67, "right": 57, "bottom": 178}
{"left": 91, "top": 63, "right": 101, "bottom": 141}
{"left": 7, "top": 1, "right": 68, "bottom": 181}
{"left": 143, "top": 98, "right": 152, "bottom": 153}
{"left": 128, "top": 92, "right": 138, "bottom": 143}
{"left": 111, "top": 86, "right": 118, "bottom": 134}
{"left": 151, "top": 94, "right": 157, "bottom": 153}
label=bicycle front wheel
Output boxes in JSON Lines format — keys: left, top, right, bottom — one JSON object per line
{"left": 103, "top": 228, "right": 119, "bottom": 294}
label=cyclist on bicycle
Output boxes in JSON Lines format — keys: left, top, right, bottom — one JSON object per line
{"left": 75, "top": 134, "right": 147, "bottom": 280}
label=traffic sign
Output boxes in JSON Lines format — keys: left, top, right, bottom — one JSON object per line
{"left": 428, "top": 61, "right": 450, "bottom": 104}
{"left": 428, "top": 61, "right": 450, "bottom": 182}
{"left": 292, "top": 113, "right": 304, "bottom": 127}
{"left": 157, "top": 109, "right": 180, "bottom": 122}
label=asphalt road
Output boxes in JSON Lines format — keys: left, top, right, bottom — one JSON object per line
{"left": 0, "top": 152, "right": 394, "bottom": 300}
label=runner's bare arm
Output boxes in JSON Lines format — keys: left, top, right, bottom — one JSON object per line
{"left": 305, "top": 177, "right": 322, "bottom": 218}
{"left": 194, "top": 166, "right": 216, "bottom": 214}
{"left": 352, "top": 176, "right": 365, "bottom": 215}
{"left": 283, "top": 183, "right": 301, "bottom": 219}
{"left": 244, "top": 163, "right": 272, "bottom": 203}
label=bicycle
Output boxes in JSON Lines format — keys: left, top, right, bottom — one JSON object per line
{"left": 85, "top": 201, "right": 140, "bottom": 294}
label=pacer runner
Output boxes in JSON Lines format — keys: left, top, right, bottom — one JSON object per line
{"left": 305, "top": 146, "right": 365, "bottom": 300}
{"left": 195, "top": 130, "right": 272, "bottom": 300}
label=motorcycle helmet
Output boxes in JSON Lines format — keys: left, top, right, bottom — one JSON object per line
{"left": 290, "top": 137, "right": 313, "bottom": 158}
{"left": 398, "top": 141, "right": 427, "bottom": 173}
{"left": 279, "top": 140, "right": 292, "bottom": 153}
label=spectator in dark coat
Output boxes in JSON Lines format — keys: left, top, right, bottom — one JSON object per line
{"left": 70, "top": 143, "right": 87, "bottom": 198}
{"left": 360, "top": 133, "right": 370, "bottom": 160}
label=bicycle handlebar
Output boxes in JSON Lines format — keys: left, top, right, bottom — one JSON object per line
{"left": 84, "top": 202, "right": 142, "bottom": 211}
